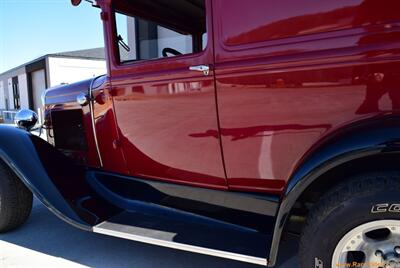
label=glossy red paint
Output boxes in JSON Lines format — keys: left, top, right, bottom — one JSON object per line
{"left": 92, "top": 79, "right": 129, "bottom": 174}
{"left": 99, "top": 0, "right": 227, "bottom": 189}
{"left": 48, "top": 0, "right": 400, "bottom": 194}
{"left": 97, "top": 0, "right": 400, "bottom": 193}
{"left": 213, "top": 0, "right": 400, "bottom": 193}
{"left": 45, "top": 80, "right": 101, "bottom": 167}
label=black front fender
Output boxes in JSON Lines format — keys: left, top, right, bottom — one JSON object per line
{"left": 0, "top": 126, "right": 96, "bottom": 230}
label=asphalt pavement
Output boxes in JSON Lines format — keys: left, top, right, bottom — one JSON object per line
{"left": 0, "top": 199, "right": 298, "bottom": 268}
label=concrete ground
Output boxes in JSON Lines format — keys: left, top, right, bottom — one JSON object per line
{"left": 0, "top": 199, "right": 298, "bottom": 268}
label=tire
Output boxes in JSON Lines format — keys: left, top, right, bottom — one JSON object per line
{"left": 299, "top": 172, "right": 400, "bottom": 268}
{"left": 0, "top": 161, "right": 33, "bottom": 233}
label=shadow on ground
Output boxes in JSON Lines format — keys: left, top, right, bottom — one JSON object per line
{"left": 0, "top": 199, "right": 298, "bottom": 268}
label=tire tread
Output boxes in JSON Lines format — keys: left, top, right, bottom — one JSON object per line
{"left": 299, "top": 172, "right": 400, "bottom": 267}
{"left": 0, "top": 161, "right": 33, "bottom": 233}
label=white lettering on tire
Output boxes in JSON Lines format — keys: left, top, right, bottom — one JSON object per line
{"left": 389, "top": 204, "right": 400, "bottom": 212}
{"left": 371, "top": 203, "right": 400, "bottom": 213}
{"left": 314, "top": 257, "right": 323, "bottom": 268}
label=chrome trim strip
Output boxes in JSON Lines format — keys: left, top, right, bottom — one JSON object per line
{"left": 89, "top": 76, "right": 103, "bottom": 167}
{"left": 93, "top": 224, "right": 267, "bottom": 266}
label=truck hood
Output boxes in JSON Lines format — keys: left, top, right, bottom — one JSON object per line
{"left": 43, "top": 75, "right": 106, "bottom": 105}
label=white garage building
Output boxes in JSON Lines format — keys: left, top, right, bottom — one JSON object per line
{"left": 0, "top": 48, "right": 106, "bottom": 122}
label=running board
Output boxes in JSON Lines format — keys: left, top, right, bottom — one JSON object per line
{"left": 93, "top": 211, "right": 269, "bottom": 266}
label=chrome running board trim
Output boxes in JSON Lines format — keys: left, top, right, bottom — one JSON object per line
{"left": 93, "top": 221, "right": 268, "bottom": 266}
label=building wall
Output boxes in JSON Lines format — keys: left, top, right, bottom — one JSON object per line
{"left": 156, "top": 26, "right": 192, "bottom": 57}
{"left": 7, "top": 78, "right": 13, "bottom": 109}
{"left": 0, "top": 66, "right": 26, "bottom": 111}
{"left": 127, "top": 17, "right": 138, "bottom": 60}
{"left": 31, "top": 69, "right": 46, "bottom": 112}
{"left": 18, "top": 73, "right": 29, "bottom": 110}
{"left": 0, "top": 56, "right": 106, "bottom": 118}
{"left": 47, "top": 57, "right": 106, "bottom": 87}
{"left": 5, "top": 74, "right": 29, "bottom": 110}
{"left": 0, "top": 81, "right": 5, "bottom": 109}
{"left": 127, "top": 19, "right": 192, "bottom": 60}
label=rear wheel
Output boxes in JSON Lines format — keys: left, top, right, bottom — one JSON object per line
{"left": 332, "top": 220, "right": 400, "bottom": 268}
{"left": 0, "top": 161, "right": 33, "bottom": 232}
{"left": 299, "top": 173, "right": 400, "bottom": 268}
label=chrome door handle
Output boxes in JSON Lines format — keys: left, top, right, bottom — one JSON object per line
{"left": 189, "top": 65, "right": 210, "bottom": 76}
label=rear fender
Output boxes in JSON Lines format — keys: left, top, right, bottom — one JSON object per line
{"left": 268, "top": 115, "right": 400, "bottom": 266}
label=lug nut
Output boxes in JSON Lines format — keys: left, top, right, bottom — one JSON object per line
{"left": 375, "top": 250, "right": 384, "bottom": 258}
{"left": 395, "top": 246, "right": 400, "bottom": 254}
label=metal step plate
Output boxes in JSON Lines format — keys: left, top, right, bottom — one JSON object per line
{"left": 93, "top": 211, "right": 269, "bottom": 265}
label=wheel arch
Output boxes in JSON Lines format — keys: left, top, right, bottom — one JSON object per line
{"left": 0, "top": 125, "right": 93, "bottom": 230}
{"left": 267, "top": 115, "right": 400, "bottom": 266}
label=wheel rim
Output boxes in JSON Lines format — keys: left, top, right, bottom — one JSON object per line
{"left": 332, "top": 220, "right": 400, "bottom": 268}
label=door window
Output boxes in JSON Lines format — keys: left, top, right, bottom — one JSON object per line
{"left": 113, "top": 0, "right": 207, "bottom": 64}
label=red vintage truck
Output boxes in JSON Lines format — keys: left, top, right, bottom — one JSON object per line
{"left": 1, "top": 0, "right": 400, "bottom": 267}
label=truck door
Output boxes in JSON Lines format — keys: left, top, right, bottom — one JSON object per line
{"left": 106, "top": 0, "right": 227, "bottom": 189}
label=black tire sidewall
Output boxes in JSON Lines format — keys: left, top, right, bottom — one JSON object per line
{"left": 0, "top": 162, "right": 32, "bottom": 232}
{"left": 303, "top": 189, "right": 400, "bottom": 268}
{"left": 0, "top": 171, "right": 10, "bottom": 222}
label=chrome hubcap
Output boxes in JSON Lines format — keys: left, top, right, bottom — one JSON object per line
{"left": 332, "top": 220, "right": 400, "bottom": 268}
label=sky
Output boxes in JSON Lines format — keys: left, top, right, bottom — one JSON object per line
{"left": 0, "top": 0, "right": 105, "bottom": 74}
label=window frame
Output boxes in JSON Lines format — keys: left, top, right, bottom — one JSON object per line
{"left": 111, "top": 2, "right": 209, "bottom": 67}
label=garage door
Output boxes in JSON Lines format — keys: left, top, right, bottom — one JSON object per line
{"left": 31, "top": 69, "right": 46, "bottom": 112}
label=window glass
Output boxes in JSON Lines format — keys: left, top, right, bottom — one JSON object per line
{"left": 114, "top": 0, "right": 206, "bottom": 63}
